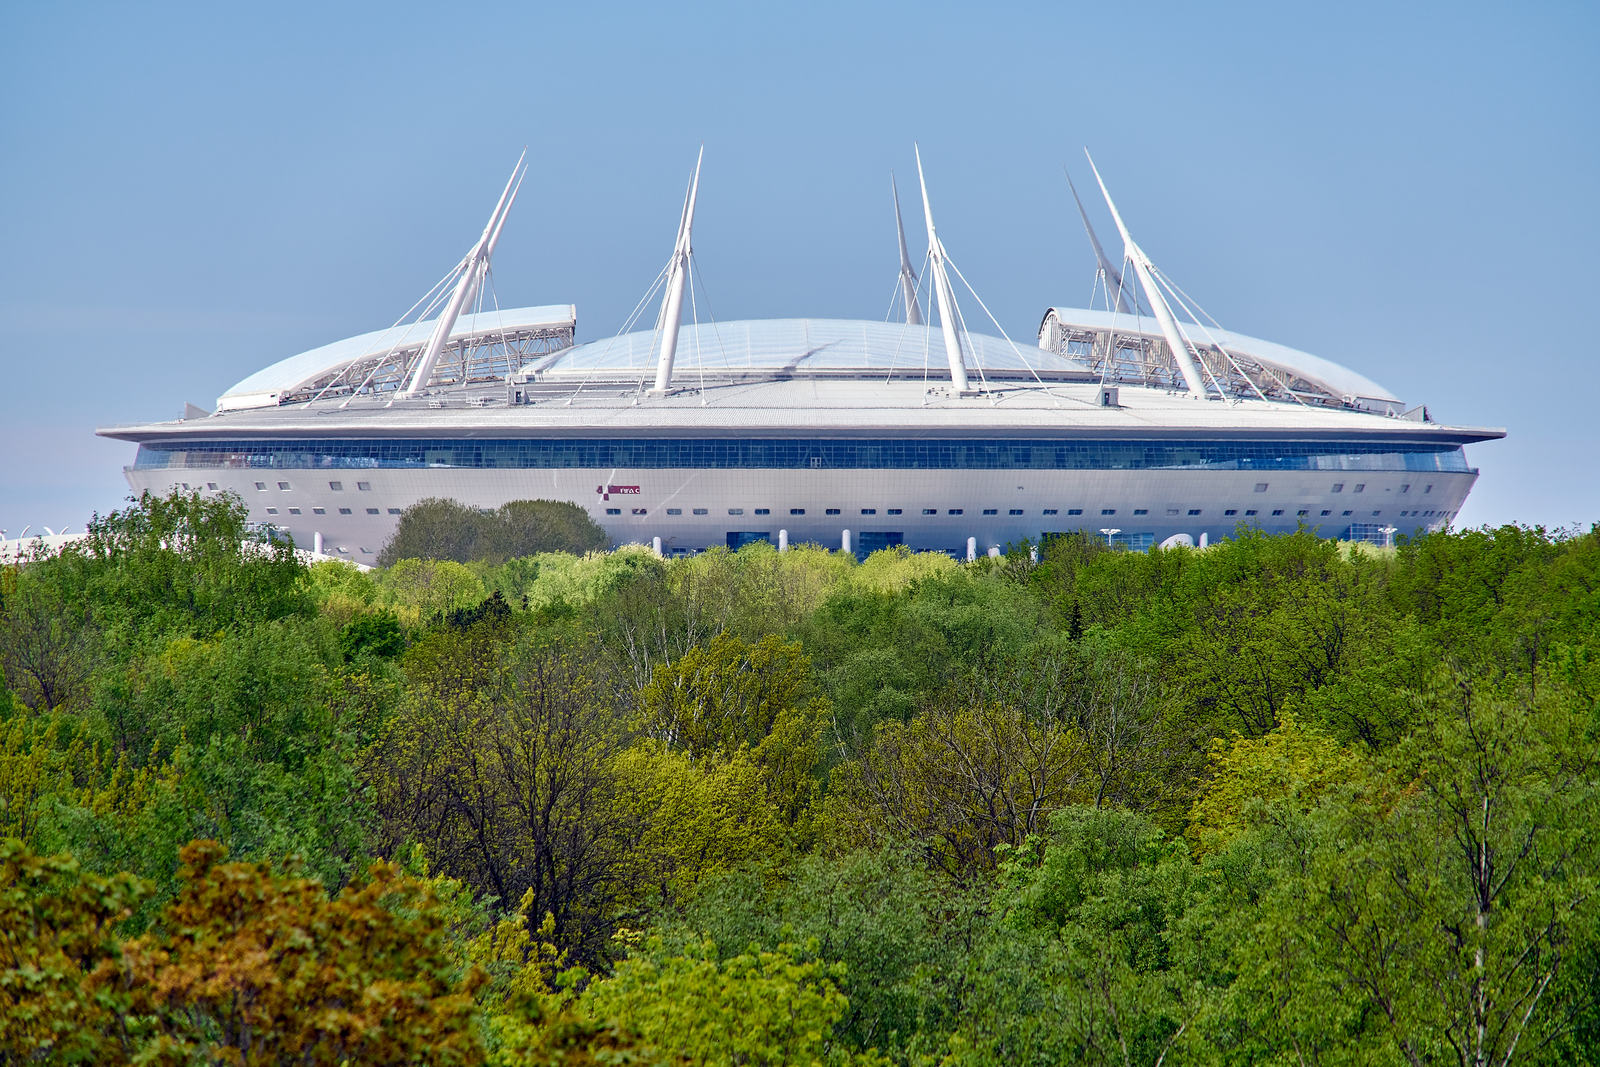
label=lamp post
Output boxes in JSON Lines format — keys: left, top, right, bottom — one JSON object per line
{"left": 1381, "top": 525, "right": 1398, "bottom": 550}
{"left": 1099, "top": 527, "right": 1121, "bottom": 548}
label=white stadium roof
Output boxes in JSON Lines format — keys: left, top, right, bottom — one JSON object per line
{"left": 218, "top": 304, "right": 576, "bottom": 411}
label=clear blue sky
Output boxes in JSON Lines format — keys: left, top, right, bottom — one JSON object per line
{"left": 2, "top": 0, "right": 1596, "bottom": 536}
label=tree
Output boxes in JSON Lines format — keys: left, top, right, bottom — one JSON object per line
{"left": 0, "top": 838, "right": 148, "bottom": 1062}
{"left": 378, "top": 498, "right": 607, "bottom": 567}
{"left": 827, "top": 694, "right": 1089, "bottom": 878}
{"left": 371, "top": 632, "right": 635, "bottom": 965}
{"left": 113, "top": 840, "right": 487, "bottom": 1065}
{"left": 579, "top": 937, "right": 883, "bottom": 1067}
{"left": 945, "top": 806, "right": 1196, "bottom": 1066}
{"left": 1212, "top": 680, "right": 1600, "bottom": 1066}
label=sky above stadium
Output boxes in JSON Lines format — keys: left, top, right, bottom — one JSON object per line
{"left": 2, "top": 0, "right": 1596, "bottom": 537}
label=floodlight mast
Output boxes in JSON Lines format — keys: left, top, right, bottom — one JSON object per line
{"left": 1084, "top": 151, "right": 1208, "bottom": 399}
{"left": 402, "top": 152, "right": 527, "bottom": 398}
{"left": 914, "top": 146, "right": 971, "bottom": 393}
{"left": 891, "top": 173, "right": 923, "bottom": 326}
{"left": 651, "top": 147, "right": 704, "bottom": 395}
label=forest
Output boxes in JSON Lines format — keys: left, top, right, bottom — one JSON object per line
{"left": 1, "top": 490, "right": 1597, "bottom": 1066}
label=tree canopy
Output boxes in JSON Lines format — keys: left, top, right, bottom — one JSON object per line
{"left": 3, "top": 491, "right": 1599, "bottom": 1065}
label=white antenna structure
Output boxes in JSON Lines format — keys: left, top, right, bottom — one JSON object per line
{"left": 914, "top": 145, "right": 973, "bottom": 394}
{"left": 1084, "top": 151, "right": 1209, "bottom": 398}
{"left": 400, "top": 151, "right": 528, "bottom": 398}
{"left": 891, "top": 173, "right": 923, "bottom": 326}
{"left": 651, "top": 147, "right": 704, "bottom": 395}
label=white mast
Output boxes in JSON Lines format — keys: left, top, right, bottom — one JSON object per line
{"left": 1065, "top": 169, "right": 1136, "bottom": 315}
{"left": 650, "top": 147, "right": 703, "bottom": 395}
{"left": 1084, "top": 152, "right": 1207, "bottom": 398}
{"left": 891, "top": 173, "right": 923, "bottom": 326}
{"left": 914, "top": 146, "right": 972, "bottom": 393}
{"left": 401, "top": 152, "right": 527, "bottom": 398}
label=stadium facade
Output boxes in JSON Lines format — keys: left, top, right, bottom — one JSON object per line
{"left": 98, "top": 150, "right": 1502, "bottom": 560}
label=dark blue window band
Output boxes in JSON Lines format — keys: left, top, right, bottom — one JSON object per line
{"left": 132, "top": 438, "right": 1471, "bottom": 474}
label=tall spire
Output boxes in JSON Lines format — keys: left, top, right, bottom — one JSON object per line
{"left": 1084, "top": 151, "right": 1208, "bottom": 398}
{"left": 402, "top": 151, "right": 527, "bottom": 398}
{"left": 914, "top": 145, "right": 972, "bottom": 393}
{"left": 651, "top": 146, "right": 703, "bottom": 395}
{"left": 891, "top": 173, "right": 923, "bottom": 326}
{"left": 1065, "top": 169, "right": 1136, "bottom": 315}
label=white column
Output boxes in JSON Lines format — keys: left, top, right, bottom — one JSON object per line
{"left": 987, "top": 545, "right": 1001, "bottom": 559}
{"left": 652, "top": 535, "right": 662, "bottom": 556}
{"left": 1199, "top": 531, "right": 1209, "bottom": 548}
{"left": 778, "top": 529, "right": 788, "bottom": 552}
{"left": 966, "top": 536, "right": 977, "bottom": 562}
{"left": 841, "top": 529, "right": 852, "bottom": 554}
{"left": 312, "top": 530, "right": 323, "bottom": 555}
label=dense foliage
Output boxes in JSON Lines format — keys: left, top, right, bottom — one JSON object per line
{"left": 377, "top": 498, "right": 609, "bottom": 567}
{"left": 2, "top": 489, "right": 1598, "bottom": 1065}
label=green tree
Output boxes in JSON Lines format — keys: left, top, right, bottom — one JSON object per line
{"left": 580, "top": 936, "right": 884, "bottom": 1067}
{"left": 378, "top": 498, "right": 607, "bottom": 567}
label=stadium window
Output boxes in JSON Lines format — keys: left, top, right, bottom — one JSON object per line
{"left": 728, "top": 508, "right": 744, "bottom": 515}
{"left": 1166, "top": 508, "right": 1179, "bottom": 516}
{"left": 860, "top": 508, "right": 876, "bottom": 515}
{"left": 359, "top": 547, "right": 371, "bottom": 555}
{"left": 1401, "top": 484, "right": 1411, "bottom": 494}
{"left": 1331, "top": 483, "right": 1344, "bottom": 493}
{"left": 755, "top": 508, "right": 771, "bottom": 515}
{"left": 666, "top": 508, "right": 682, "bottom": 516}
{"left": 329, "top": 481, "right": 343, "bottom": 491}
{"left": 1067, "top": 508, "right": 1083, "bottom": 515}
{"left": 387, "top": 507, "right": 401, "bottom": 515}
{"left": 357, "top": 482, "right": 371, "bottom": 491}
{"left": 922, "top": 509, "right": 937, "bottom": 515}
{"left": 1134, "top": 509, "right": 1149, "bottom": 516}
{"left": 888, "top": 508, "right": 903, "bottom": 515}
{"left": 1101, "top": 509, "right": 1116, "bottom": 515}
{"left": 632, "top": 508, "right": 647, "bottom": 516}
{"left": 1320, "top": 510, "right": 1331, "bottom": 516}
{"left": 1188, "top": 509, "right": 1202, "bottom": 516}
{"left": 312, "top": 507, "right": 326, "bottom": 515}
{"left": 338, "top": 507, "right": 352, "bottom": 515}
{"left": 1043, "top": 508, "right": 1058, "bottom": 516}
{"left": 288, "top": 507, "right": 301, "bottom": 515}
{"left": 1008, "top": 509, "right": 1024, "bottom": 515}
{"left": 982, "top": 508, "right": 998, "bottom": 516}
{"left": 693, "top": 508, "right": 708, "bottom": 515}
{"left": 1372, "top": 510, "right": 1382, "bottom": 516}
{"left": 791, "top": 508, "right": 806, "bottom": 515}
{"left": 1353, "top": 483, "right": 1366, "bottom": 493}
{"left": 948, "top": 508, "right": 963, "bottom": 515}
{"left": 606, "top": 508, "right": 621, "bottom": 515}
{"left": 1271, "top": 509, "right": 1284, "bottom": 516}
{"left": 255, "top": 482, "right": 267, "bottom": 490}
{"left": 1296, "top": 510, "right": 1309, "bottom": 517}
{"left": 336, "top": 547, "right": 348, "bottom": 555}
{"left": 366, "top": 508, "right": 379, "bottom": 515}
{"left": 1224, "top": 509, "right": 1237, "bottom": 516}
{"left": 206, "top": 482, "right": 218, "bottom": 490}
{"left": 265, "top": 507, "right": 278, "bottom": 515}
{"left": 277, "top": 481, "right": 291, "bottom": 490}
{"left": 1244, "top": 509, "right": 1257, "bottom": 516}
{"left": 1254, "top": 483, "right": 1269, "bottom": 493}
{"left": 1425, "top": 484, "right": 1433, "bottom": 493}
{"left": 1342, "top": 510, "right": 1352, "bottom": 516}
{"left": 826, "top": 508, "right": 841, "bottom": 515}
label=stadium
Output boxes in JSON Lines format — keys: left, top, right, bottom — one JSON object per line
{"left": 98, "top": 151, "right": 1503, "bottom": 560}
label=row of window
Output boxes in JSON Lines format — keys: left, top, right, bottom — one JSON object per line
{"left": 136, "top": 437, "right": 1472, "bottom": 474}
{"left": 603, "top": 504, "right": 1438, "bottom": 520}
{"left": 262, "top": 506, "right": 401, "bottom": 517}
{"left": 246, "top": 480, "right": 376, "bottom": 492}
